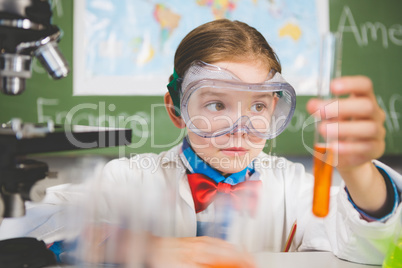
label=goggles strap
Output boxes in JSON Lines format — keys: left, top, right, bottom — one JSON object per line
{"left": 166, "top": 69, "right": 182, "bottom": 116}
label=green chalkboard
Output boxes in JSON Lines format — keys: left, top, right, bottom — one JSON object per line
{"left": 329, "top": 0, "right": 402, "bottom": 156}
{"left": 0, "top": 0, "right": 401, "bottom": 156}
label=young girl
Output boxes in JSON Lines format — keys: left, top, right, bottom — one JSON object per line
{"left": 1, "top": 19, "right": 400, "bottom": 267}
{"left": 99, "top": 19, "right": 401, "bottom": 267}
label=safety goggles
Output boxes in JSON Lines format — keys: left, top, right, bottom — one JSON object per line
{"left": 179, "top": 61, "right": 296, "bottom": 140}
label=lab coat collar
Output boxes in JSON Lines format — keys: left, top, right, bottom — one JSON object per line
{"left": 159, "top": 143, "right": 183, "bottom": 167}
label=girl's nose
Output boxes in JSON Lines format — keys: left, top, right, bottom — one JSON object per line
{"left": 229, "top": 128, "right": 247, "bottom": 137}
{"left": 227, "top": 120, "right": 249, "bottom": 137}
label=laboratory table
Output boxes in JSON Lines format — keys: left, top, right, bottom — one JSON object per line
{"left": 253, "top": 252, "right": 382, "bottom": 268}
{"left": 49, "top": 251, "right": 382, "bottom": 267}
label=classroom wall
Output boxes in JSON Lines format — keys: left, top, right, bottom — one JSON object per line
{"left": 0, "top": 0, "right": 401, "bottom": 158}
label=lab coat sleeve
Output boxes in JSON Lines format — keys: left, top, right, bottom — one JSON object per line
{"left": 328, "top": 160, "right": 402, "bottom": 265}
{"left": 292, "top": 159, "right": 402, "bottom": 265}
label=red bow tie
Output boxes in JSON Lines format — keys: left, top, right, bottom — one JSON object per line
{"left": 187, "top": 173, "right": 262, "bottom": 214}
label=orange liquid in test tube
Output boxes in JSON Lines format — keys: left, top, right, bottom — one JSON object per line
{"left": 205, "top": 265, "right": 242, "bottom": 268}
{"left": 204, "top": 262, "right": 243, "bottom": 268}
{"left": 312, "top": 144, "right": 333, "bottom": 217}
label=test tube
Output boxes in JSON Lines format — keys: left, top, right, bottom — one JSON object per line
{"left": 312, "top": 32, "right": 342, "bottom": 218}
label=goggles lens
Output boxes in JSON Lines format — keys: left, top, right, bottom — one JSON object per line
{"left": 180, "top": 61, "right": 296, "bottom": 139}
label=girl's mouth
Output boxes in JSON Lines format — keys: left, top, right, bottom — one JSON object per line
{"left": 220, "top": 147, "right": 248, "bottom": 156}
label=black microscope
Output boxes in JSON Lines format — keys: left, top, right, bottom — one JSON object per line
{"left": 0, "top": 1, "right": 132, "bottom": 266}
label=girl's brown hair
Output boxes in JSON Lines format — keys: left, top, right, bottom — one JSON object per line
{"left": 169, "top": 19, "right": 281, "bottom": 82}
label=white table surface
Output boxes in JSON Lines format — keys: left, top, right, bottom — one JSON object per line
{"left": 48, "top": 252, "right": 382, "bottom": 267}
{"left": 254, "top": 252, "right": 382, "bottom": 268}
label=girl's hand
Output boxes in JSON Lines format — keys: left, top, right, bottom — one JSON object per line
{"left": 81, "top": 224, "right": 256, "bottom": 268}
{"left": 307, "top": 75, "right": 386, "bottom": 171}
{"left": 307, "top": 76, "right": 389, "bottom": 216}
{"left": 148, "top": 236, "right": 256, "bottom": 268}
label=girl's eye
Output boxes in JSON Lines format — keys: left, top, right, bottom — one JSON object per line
{"left": 206, "top": 102, "right": 225, "bottom": 112}
{"left": 251, "top": 103, "right": 266, "bottom": 112}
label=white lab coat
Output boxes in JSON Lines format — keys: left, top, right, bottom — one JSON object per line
{"left": 0, "top": 144, "right": 401, "bottom": 265}
{"left": 100, "top": 144, "right": 402, "bottom": 265}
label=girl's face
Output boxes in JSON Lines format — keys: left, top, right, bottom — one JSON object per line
{"left": 187, "top": 60, "right": 270, "bottom": 174}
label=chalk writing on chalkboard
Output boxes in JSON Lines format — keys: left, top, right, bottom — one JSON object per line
{"left": 377, "top": 94, "right": 402, "bottom": 134}
{"left": 337, "top": 6, "right": 402, "bottom": 49}
{"left": 51, "top": 0, "right": 64, "bottom": 18}
{"left": 36, "top": 98, "right": 186, "bottom": 150}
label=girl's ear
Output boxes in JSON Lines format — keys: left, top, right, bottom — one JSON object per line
{"left": 164, "top": 92, "right": 186, "bottom": 128}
